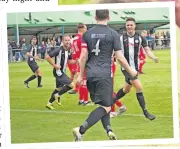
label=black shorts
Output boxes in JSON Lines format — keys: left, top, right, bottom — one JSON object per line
{"left": 28, "top": 61, "right": 39, "bottom": 73}
{"left": 55, "top": 73, "right": 72, "bottom": 88}
{"left": 122, "top": 70, "right": 138, "bottom": 85}
{"left": 86, "top": 77, "right": 113, "bottom": 107}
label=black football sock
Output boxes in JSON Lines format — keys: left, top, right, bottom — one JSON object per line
{"left": 37, "top": 75, "right": 42, "bottom": 86}
{"left": 101, "top": 113, "right": 112, "bottom": 134}
{"left": 25, "top": 75, "right": 36, "bottom": 83}
{"left": 136, "top": 92, "right": 146, "bottom": 113}
{"left": 113, "top": 88, "right": 126, "bottom": 103}
{"left": 79, "top": 107, "right": 107, "bottom": 135}
{"left": 49, "top": 89, "right": 59, "bottom": 103}
{"left": 58, "top": 85, "right": 72, "bottom": 96}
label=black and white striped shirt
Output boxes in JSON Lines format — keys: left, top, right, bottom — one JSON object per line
{"left": 48, "top": 46, "right": 72, "bottom": 76}
{"left": 120, "top": 32, "right": 147, "bottom": 71}
{"left": 27, "top": 44, "right": 38, "bottom": 62}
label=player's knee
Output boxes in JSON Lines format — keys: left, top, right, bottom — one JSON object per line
{"left": 56, "top": 88, "right": 61, "bottom": 91}
{"left": 100, "top": 106, "right": 111, "bottom": 113}
{"left": 68, "top": 82, "right": 74, "bottom": 89}
{"left": 123, "top": 86, "right": 131, "bottom": 93}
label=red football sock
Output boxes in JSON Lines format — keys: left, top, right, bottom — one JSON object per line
{"left": 111, "top": 104, "right": 116, "bottom": 112}
{"left": 115, "top": 100, "right": 123, "bottom": 107}
{"left": 79, "top": 87, "right": 84, "bottom": 101}
{"left": 139, "top": 60, "right": 145, "bottom": 72}
{"left": 83, "top": 86, "right": 89, "bottom": 102}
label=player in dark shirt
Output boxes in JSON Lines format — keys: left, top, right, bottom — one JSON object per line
{"left": 114, "top": 17, "right": 158, "bottom": 120}
{"left": 45, "top": 34, "right": 77, "bottom": 110}
{"left": 72, "top": 9, "right": 138, "bottom": 141}
{"left": 24, "top": 36, "right": 43, "bottom": 88}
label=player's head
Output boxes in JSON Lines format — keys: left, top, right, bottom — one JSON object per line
{"left": 77, "top": 23, "right": 87, "bottom": 34}
{"left": 141, "top": 30, "right": 147, "bottom": 37}
{"left": 30, "top": 36, "right": 37, "bottom": 45}
{"left": 95, "top": 9, "right": 110, "bottom": 22}
{"left": 62, "top": 34, "right": 71, "bottom": 49}
{"left": 125, "top": 17, "right": 136, "bottom": 33}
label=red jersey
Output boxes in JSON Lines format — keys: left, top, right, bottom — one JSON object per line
{"left": 139, "top": 47, "right": 146, "bottom": 60}
{"left": 72, "top": 34, "right": 82, "bottom": 59}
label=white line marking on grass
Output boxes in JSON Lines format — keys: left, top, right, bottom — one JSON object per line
{"left": 11, "top": 109, "right": 173, "bottom": 118}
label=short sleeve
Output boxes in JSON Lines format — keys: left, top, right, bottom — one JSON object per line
{"left": 81, "top": 32, "right": 88, "bottom": 49}
{"left": 113, "top": 31, "right": 121, "bottom": 51}
{"left": 26, "top": 44, "right": 32, "bottom": 52}
{"left": 48, "top": 47, "right": 60, "bottom": 58}
{"left": 141, "top": 36, "right": 148, "bottom": 47}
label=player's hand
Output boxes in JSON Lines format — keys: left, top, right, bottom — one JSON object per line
{"left": 131, "top": 69, "right": 138, "bottom": 79}
{"left": 54, "top": 64, "right": 61, "bottom": 70}
{"left": 77, "top": 75, "right": 84, "bottom": 86}
{"left": 153, "top": 57, "right": 159, "bottom": 63}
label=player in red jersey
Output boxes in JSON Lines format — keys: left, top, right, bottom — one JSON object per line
{"left": 68, "top": 23, "right": 91, "bottom": 105}
{"left": 68, "top": 44, "right": 77, "bottom": 80}
{"left": 68, "top": 23, "right": 87, "bottom": 95}
{"left": 139, "top": 30, "right": 147, "bottom": 74}
{"left": 110, "top": 53, "right": 127, "bottom": 118}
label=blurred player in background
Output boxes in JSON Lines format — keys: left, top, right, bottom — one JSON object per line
{"left": 139, "top": 30, "right": 147, "bottom": 74}
{"left": 24, "top": 36, "right": 43, "bottom": 88}
{"left": 69, "top": 23, "right": 91, "bottom": 105}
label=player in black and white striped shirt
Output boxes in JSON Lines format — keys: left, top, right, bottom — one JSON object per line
{"left": 45, "top": 34, "right": 78, "bottom": 110}
{"left": 24, "top": 36, "right": 43, "bottom": 88}
{"left": 114, "top": 17, "right": 158, "bottom": 120}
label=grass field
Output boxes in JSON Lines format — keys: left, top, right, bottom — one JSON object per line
{"left": 9, "top": 49, "right": 174, "bottom": 144}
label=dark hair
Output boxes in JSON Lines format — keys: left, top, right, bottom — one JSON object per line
{"left": 96, "top": 9, "right": 109, "bottom": 21}
{"left": 77, "top": 23, "right": 85, "bottom": 29}
{"left": 126, "top": 17, "right": 136, "bottom": 23}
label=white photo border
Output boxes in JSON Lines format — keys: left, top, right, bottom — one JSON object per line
{"left": 0, "top": 1, "right": 179, "bottom": 149}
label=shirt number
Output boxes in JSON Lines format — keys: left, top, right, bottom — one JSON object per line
{"left": 92, "top": 39, "right": 100, "bottom": 56}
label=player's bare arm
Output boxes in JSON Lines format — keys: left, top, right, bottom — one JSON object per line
{"left": 144, "top": 46, "right": 158, "bottom": 63}
{"left": 26, "top": 52, "right": 42, "bottom": 61}
{"left": 45, "top": 55, "right": 61, "bottom": 70}
{"left": 77, "top": 47, "right": 88, "bottom": 85}
{"left": 115, "top": 50, "right": 138, "bottom": 78}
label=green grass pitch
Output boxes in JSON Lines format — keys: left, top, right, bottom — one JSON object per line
{"left": 9, "top": 49, "right": 174, "bottom": 143}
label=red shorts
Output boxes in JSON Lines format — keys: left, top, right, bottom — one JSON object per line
{"left": 68, "top": 63, "right": 77, "bottom": 74}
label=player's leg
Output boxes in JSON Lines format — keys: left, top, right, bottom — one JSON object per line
{"left": 112, "top": 92, "right": 127, "bottom": 116}
{"left": 112, "top": 71, "right": 132, "bottom": 103}
{"left": 110, "top": 103, "right": 116, "bottom": 118}
{"left": 46, "top": 77, "right": 61, "bottom": 110}
{"left": 69, "top": 65, "right": 79, "bottom": 94}
{"left": 81, "top": 77, "right": 91, "bottom": 106}
{"left": 36, "top": 67, "right": 43, "bottom": 88}
{"left": 73, "top": 78, "right": 116, "bottom": 141}
{"left": 139, "top": 59, "right": 146, "bottom": 74}
{"left": 24, "top": 61, "right": 38, "bottom": 88}
{"left": 115, "top": 100, "right": 127, "bottom": 115}
{"left": 78, "top": 86, "right": 84, "bottom": 105}
{"left": 130, "top": 79, "right": 156, "bottom": 120}
{"left": 82, "top": 85, "right": 91, "bottom": 106}
{"left": 54, "top": 74, "right": 74, "bottom": 101}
